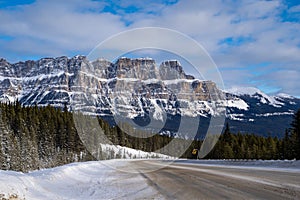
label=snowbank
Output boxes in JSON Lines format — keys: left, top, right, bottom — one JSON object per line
{"left": 0, "top": 160, "right": 162, "bottom": 200}
{"left": 99, "top": 143, "right": 175, "bottom": 160}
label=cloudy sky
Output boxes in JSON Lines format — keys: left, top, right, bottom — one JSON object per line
{"left": 0, "top": 0, "right": 299, "bottom": 96}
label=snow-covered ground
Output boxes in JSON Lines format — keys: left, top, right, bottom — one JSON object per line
{"left": 0, "top": 160, "right": 162, "bottom": 200}
{"left": 1, "top": 159, "right": 300, "bottom": 199}
{"left": 99, "top": 143, "right": 175, "bottom": 159}
{"left": 173, "top": 159, "right": 300, "bottom": 172}
{"left": 0, "top": 144, "right": 174, "bottom": 199}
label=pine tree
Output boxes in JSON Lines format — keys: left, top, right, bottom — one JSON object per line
{"left": 290, "top": 108, "right": 300, "bottom": 159}
{"left": 223, "top": 122, "right": 231, "bottom": 144}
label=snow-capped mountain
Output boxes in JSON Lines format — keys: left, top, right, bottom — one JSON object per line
{"left": 225, "top": 87, "right": 300, "bottom": 137}
{"left": 0, "top": 56, "right": 299, "bottom": 137}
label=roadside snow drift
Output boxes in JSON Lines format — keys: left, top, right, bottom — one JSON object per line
{"left": 0, "top": 160, "right": 162, "bottom": 200}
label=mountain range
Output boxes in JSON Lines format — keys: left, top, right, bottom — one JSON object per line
{"left": 0, "top": 56, "right": 299, "bottom": 138}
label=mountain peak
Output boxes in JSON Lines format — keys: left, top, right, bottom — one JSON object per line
{"left": 116, "top": 57, "right": 155, "bottom": 65}
{"left": 160, "top": 60, "right": 183, "bottom": 72}
{"left": 113, "top": 57, "right": 157, "bottom": 79}
{"left": 159, "top": 60, "right": 188, "bottom": 80}
{"left": 0, "top": 58, "right": 7, "bottom": 62}
{"left": 226, "top": 86, "right": 286, "bottom": 107}
{"left": 276, "top": 93, "right": 295, "bottom": 99}
{"left": 0, "top": 58, "right": 10, "bottom": 65}
{"left": 226, "top": 86, "right": 262, "bottom": 96}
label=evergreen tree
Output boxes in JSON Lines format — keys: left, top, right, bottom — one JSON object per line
{"left": 290, "top": 108, "right": 300, "bottom": 159}
{"left": 1, "top": 102, "right": 300, "bottom": 172}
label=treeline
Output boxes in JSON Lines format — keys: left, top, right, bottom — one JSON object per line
{"left": 0, "top": 102, "right": 93, "bottom": 172}
{"left": 68, "top": 108, "right": 300, "bottom": 160}
{"left": 96, "top": 110, "right": 300, "bottom": 160}
{"left": 185, "top": 109, "right": 300, "bottom": 160}
{"left": 211, "top": 109, "right": 300, "bottom": 160}
{"left": 0, "top": 102, "right": 299, "bottom": 172}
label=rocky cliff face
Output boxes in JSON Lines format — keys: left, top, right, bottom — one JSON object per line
{"left": 0, "top": 56, "right": 223, "bottom": 112}
{"left": 0, "top": 56, "right": 299, "bottom": 137}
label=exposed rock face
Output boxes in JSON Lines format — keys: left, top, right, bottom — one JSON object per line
{"left": 116, "top": 57, "right": 157, "bottom": 79}
{"left": 0, "top": 56, "right": 299, "bottom": 137}
{"left": 159, "top": 60, "right": 185, "bottom": 80}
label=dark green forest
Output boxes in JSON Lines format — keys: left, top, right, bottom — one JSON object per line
{"left": 0, "top": 102, "right": 94, "bottom": 172}
{"left": 0, "top": 102, "right": 299, "bottom": 172}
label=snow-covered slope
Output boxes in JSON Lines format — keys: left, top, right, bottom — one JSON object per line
{"left": 99, "top": 143, "right": 175, "bottom": 159}
{"left": 0, "top": 142, "right": 175, "bottom": 199}
{"left": 227, "top": 87, "right": 284, "bottom": 107}
{"left": 225, "top": 87, "right": 300, "bottom": 136}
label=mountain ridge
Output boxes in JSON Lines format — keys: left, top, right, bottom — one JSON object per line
{"left": 1, "top": 56, "right": 297, "bottom": 99}
{"left": 0, "top": 55, "right": 299, "bottom": 137}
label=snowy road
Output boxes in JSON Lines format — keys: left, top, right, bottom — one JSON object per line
{"left": 1, "top": 159, "right": 300, "bottom": 199}
{"left": 126, "top": 160, "right": 300, "bottom": 200}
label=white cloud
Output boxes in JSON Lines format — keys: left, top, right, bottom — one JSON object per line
{"left": 0, "top": 0, "right": 299, "bottom": 96}
{"left": 288, "top": 4, "right": 300, "bottom": 13}
{"left": 127, "top": 0, "right": 300, "bottom": 96}
{"left": 257, "top": 69, "right": 300, "bottom": 95}
{"left": 0, "top": 0, "right": 126, "bottom": 59}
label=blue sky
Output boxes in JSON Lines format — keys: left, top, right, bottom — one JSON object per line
{"left": 0, "top": 0, "right": 299, "bottom": 96}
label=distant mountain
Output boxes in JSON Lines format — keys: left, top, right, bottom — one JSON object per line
{"left": 225, "top": 87, "right": 300, "bottom": 137}
{"left": 0, "top": 56, "right": 299, "bottom": 137}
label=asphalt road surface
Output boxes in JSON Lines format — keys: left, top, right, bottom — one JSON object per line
{"left": 119, "top": 160, "right": 300, "bottom": 200}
